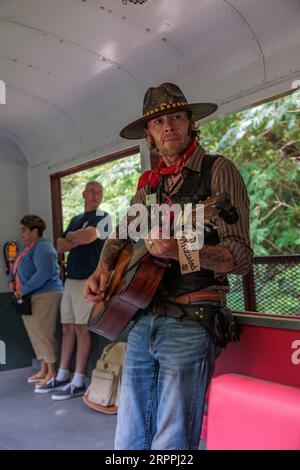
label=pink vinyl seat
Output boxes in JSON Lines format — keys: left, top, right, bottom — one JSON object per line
{"left": 206, "top": 373, "right": 300, "bottom": 450}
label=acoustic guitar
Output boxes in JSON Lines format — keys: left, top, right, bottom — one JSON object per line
{"left": 87, "top": 192, "right": 238, "bottom": 340}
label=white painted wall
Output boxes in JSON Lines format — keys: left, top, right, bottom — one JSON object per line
{"left": 27, "top": 163, "right": 53, "bottom": 241}
{"left": 0, "top": 137, "right": 29, "bottom": 292}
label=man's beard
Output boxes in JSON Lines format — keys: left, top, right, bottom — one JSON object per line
{"left": 160, "top": 138, "right": 190, "bottom": 158}
{"left": 149, "top": 135, "right": 190, "bottom": 158}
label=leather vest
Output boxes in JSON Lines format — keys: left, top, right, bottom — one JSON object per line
{"left": 147, "top": 154, "right": 229, "bottom": 297}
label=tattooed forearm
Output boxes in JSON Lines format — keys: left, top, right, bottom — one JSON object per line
{"left": 199, "top": 245, "right": 235, "bottom": 273}
{"left": 97, "top": 238, "right": 130, "bottom": 272}
{"left": 96, "top": 210, "right": 140, "bottom": 272}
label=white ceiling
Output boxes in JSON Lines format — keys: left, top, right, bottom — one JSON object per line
{"left": 0, "top": 0, "right": 299, "bottom": 168}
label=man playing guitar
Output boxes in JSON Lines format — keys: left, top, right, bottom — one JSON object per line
{"left": 84, "top": 82, "right": 253, "bottom": 450}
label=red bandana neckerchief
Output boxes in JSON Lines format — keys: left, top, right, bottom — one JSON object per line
{"left": 137, "top": 139, "right": 197, "bottom": 191}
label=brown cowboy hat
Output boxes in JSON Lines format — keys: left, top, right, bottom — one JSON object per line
{"left": 120, "top": 82, "right": 218, "bottom": 140}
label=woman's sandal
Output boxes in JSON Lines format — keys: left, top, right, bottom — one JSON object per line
{"left": 27, "top": 373, "right": 47, "bottom": 383}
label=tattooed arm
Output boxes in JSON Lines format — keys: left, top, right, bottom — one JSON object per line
{"left": 84, "top": 238, "right": 129, "bottom": 303}
{"left": 211, "top": 158, "right": 253, "bottom": 275}
{"left": 145, "top": 235, "right": 235, "bottom": 274}
{"left": 199, "top": 245, "right": 235, "bottom": 273}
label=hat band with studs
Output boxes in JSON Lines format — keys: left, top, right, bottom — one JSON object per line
{"left": 143, "top": 101, "right": 188, "bottom": 117}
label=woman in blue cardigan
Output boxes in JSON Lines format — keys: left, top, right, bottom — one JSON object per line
{"left": 11, "top": 215, "right": 63, "bottom": 388}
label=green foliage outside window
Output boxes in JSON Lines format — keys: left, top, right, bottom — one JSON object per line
{"left": 61, "top": 153, "right": 142, "bottom": 231}
{"left": 200, "top": 93, "right": 300, "bottom": 256}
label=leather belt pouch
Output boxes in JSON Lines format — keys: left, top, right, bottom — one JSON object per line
{"left": 153, "top": 301, "right": 240, "bottom": 348}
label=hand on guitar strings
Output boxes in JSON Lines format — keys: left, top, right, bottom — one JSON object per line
{"left": 145, "top": 227, "right": 179, "bottom": 261}
{"left": 84, "top": 268, "right": 111, "bottom": 304}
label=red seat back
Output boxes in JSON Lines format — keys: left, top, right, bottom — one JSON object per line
{"left": 206, "top": 373, "right": 300, "bottom": 450}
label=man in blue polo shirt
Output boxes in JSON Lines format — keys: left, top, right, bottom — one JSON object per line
{"left": 36, "top": 181, "right": 111, "bottom": 399}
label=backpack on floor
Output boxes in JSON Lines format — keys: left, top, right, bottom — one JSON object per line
{"left": 82, "top": 341, "right": 126, "bottom": 415}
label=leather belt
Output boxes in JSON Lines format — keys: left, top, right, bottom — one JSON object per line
{"left": 171, "top": 290, "right": 222, "bottom": 305}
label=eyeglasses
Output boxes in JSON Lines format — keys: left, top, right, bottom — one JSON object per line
{"left": 85, "top": 189, "right": 103, "bottom": 195}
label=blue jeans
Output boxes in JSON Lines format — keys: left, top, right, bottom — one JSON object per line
{"left": 114, "top": 310, "right": 220, "bottom": 450}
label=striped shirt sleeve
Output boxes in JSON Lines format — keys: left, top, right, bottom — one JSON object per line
{"left": 211, "top": 157, "right": 254, "bottom": 275}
